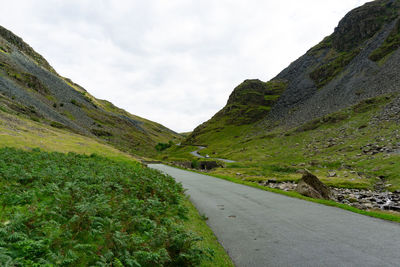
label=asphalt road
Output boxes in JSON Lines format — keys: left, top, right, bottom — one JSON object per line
{"left": 189, "top": 146, "right": 236, "bottom": 163}
{"left": 148, "top": 164, "right": 400, "bottom": 267}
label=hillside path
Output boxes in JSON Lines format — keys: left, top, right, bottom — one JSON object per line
{"left": 148, "top": 164, "right": 400, "bottom": 267}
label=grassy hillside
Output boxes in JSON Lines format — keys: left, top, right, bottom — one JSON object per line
{"left": 0, "top": 109, "right": 139, "bottom": 161}
{"left": 186, "top": 0, "right": 400, "bottom": 163}
{"left": 179, "top": 1, "right": 400, "bottom": 194}
{"left": 0, "top": 25, "right": 181, "bottom": 157}
{"left": 0, "top": 110, "right": 235, "bottom": 266}
{"left": 169, "top": 94, "right": 400, "bottom": 191}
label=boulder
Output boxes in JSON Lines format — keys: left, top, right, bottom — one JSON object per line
{"left": 295, "top": 170, "right": 333, "bottom": 200}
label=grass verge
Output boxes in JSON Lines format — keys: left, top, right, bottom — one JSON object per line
{"left": 168, "top": 164, "right": 400, "bottom": 224}
{"left": 183, "top": 198, "right": 234, "bottom": 267}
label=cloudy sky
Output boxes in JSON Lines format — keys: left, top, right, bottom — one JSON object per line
{"left": 0, "top": 0, "right": 370, "bottom": 132}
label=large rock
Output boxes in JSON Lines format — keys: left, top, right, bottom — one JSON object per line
{"left": 295, "top": 170, "right": 333, "bottom": 200}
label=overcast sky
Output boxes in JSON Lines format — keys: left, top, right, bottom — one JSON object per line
{"left": 0, "top": 0, "right": 370, "bottom": 132}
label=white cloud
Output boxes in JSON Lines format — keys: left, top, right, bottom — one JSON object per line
{"left": 0, "top": 0, "right": 370, "bottom": 132}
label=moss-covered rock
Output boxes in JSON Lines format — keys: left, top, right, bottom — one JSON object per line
{"left": 0, "top": 61, "right": 50, "bottom": 95}
{"left": 217, "top": 79, "right": 287, "bottom": 125}
{"left": 369, "top": 18, "right": 400, "bottom": 62}
{"left": 308, "top": 0, "right": 400, "bottom": 88}
{"left": 310, "top": 49, "right": 360, "bottom": 88}
{"left": 331, "top": 0, "right": 399, "bottom": 52}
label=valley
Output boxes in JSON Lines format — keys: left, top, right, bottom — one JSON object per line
{"left": 1, "top": 0, "right": 400, "bottom": 266}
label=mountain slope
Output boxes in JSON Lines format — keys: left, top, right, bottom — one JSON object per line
{"left": 188, "top": 0, "right": 400, "bottom": 143}
{"left": 178, "top": 0, "right": 400, "bottom": 193}
{"left": 0, "top": 25, "right": 180, "bottom": 156}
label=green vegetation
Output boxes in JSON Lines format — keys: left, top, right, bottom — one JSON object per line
{"left": 308, "top": 36, "right": 332, "bottom": 55}
{"left": 61, "top": 110, "right": 75, "bottom": 121}
{"left": 209, "top": 79, "right": 287, "bottom": 126}
{"left": 70, "top": 99, "right": 82, "bottom": 107}
{"left": 310, "top": 48, "right": 360, "bottom": 88}
{"left": 1, "top": 26, "right": 182, "bottom": 158}
{"left": 156, "top": 145, "right": 198, "bottom": 162}
{"left": 75, "top": 97, "right": 183, "bottom": 157}
{"left": 0, "top": 46, "right": 8, "bottom": 54}
{"left": 0, "top": 111, "right": 233, "bottom": 265}
{"left": 155, "top": 141, "right": 174, "bottom": 151}
{"left": 91, "top": 128, "right": 113, "bottom": 137}
{"left": 0, "top": 62, "right": 50, "bottom": 95}
{"left": 369, "top": 19, "right": 400, "bottom": 62}
{"left": 178, "top": 94, "right": 400, "bottom": 191}
{"left": 182, "top": 199, "right": 234, "bottom": 267}
{"left": 330, "top": 0, "right": 399, "bottom": 52}
{"left": 50, "top": 121, "right": 65, "bottom": 129}
{"left": 181, "top": 169, "right": 400, "bottom": 223}
{"left": 0, "top": 110, "right": 140, "bottom": 162}
{"left": 0, "top": 25, "right": 56, "bottom": 74}
{"left": 0, "top": 148, "right": 214, "bottom": 265}
{"left": 308, "top": 1, "right": 400, "bottom": 88}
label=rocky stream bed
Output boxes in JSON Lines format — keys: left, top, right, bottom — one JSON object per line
{"left": 259, "top": 180, "right": 400, "bottom": 212}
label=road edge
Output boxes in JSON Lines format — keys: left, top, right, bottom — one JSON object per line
{"left": 164, "top": 163, "right": 400, "bottom": 223}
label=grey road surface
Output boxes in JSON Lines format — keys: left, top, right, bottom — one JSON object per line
{"left": 148, "top": 164, "right": 400, "bottom": 267}
{"left": 190, "top": 146, "right": 236, "bottom": 163}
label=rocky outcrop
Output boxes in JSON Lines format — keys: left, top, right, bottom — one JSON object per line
{"left": 295, "top": 170, "right": 333, "bottom": 200}
{"left": 0, "top": 26, "right": 56, "bottom": 73}
{"left": 186, "top": 79, "right": 287, "bottom": 143}
{"left": 331, "top": 0, "right": 399, "bottom": 51}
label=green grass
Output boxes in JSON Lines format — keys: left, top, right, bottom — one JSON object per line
{"left": 178, "top": 94, "right": 400, "bottom": 192}
{"left": 183, "top": 199, "right": 234, "bottom": 267}
{"left": 310, "top": 48, "right": 360, "bottom": 88}
{"left": 156, "top": 145, "right": 199, "bottom": 162}
{"left": 0, "top": 111, "right": 233, "bottom": 266}
{"left": 0, "top": 110, "right": 142, "bottom": 162}
{"left": 0, "top": 148, "right": 217, "bottom": 265}
{"left": 170, "top": 165, "right": 400, "bottom": 223}
{"left": 369, "top": 19, "right": 400, "bottom": 62}
{"left": 166, "top": 93, "right": 400, "bottom": 223}
{"left": 0, "top": 46, "right": 8, "bottom": 54}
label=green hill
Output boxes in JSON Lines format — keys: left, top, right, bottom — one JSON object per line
{"left": 0, "top": 25, "right": 181, "bottom": 157}
{"left": 174, "top": 0, "right": 400, "bottom": 193}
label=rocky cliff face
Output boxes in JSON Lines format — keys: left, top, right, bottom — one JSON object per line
{"left": 0, "top": 26, "right": 180, "bottom": 156}
{"left": 188, "top": 0, "right": 400, "bottom": 143}
{"left": 267, "top": 0, "right": 400, "bottom": 128}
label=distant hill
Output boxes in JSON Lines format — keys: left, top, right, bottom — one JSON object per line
{"left": 0, "top": 25, "right": 181, "bottom": 156}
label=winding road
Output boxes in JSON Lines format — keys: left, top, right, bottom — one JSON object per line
{"left": 190, "top": 146, "right": 236, "bottom": 163}
{"left": 149, "top": 164, "right": 400, "bottom": 267}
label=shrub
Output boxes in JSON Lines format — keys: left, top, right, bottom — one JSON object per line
{"left": 50, "top": 121, "right": 65, "bottom": 128}
{"left": 91, "top": 128, "right": 113, "bottom": 137}
{"left": 155, "top": 141, "right": 173, "bottom": 151}
{"left": 70, "top": 99, "right": 82, "bottom": 107}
